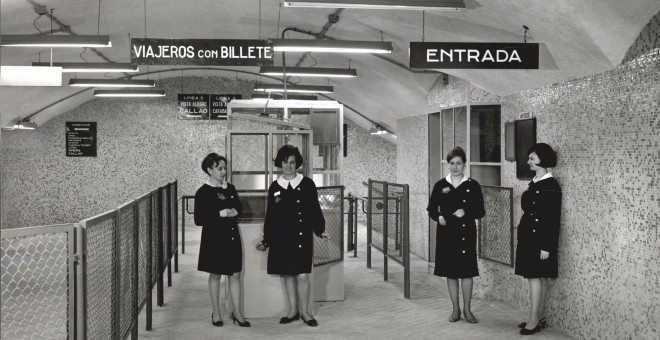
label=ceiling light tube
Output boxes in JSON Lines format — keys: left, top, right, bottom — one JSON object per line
{"left": 370, "top": 123, "right": 388, "bottom": 135}
{"left": 1, "top": 35, "right": 111, "bottom": 47}
{"left": 69, "top": 79, "right": 155, "bottom": 87}
{"left": 32, "top": 62, "right": 138, "bottom": 73}
{"left": 251, "top": 93, "right": 318, "bottom": 100}
{"left": 283, "top": 0, "right": 465, "bottom": 10}
{"left": 93, "top": 89, "right": 166, "bottom": 97}
{"left": 271, "top": 39, "right": 392, "bottom": 53}
{"left": 259, "top": 66, "right": 357, "bottom": 78}
{"left": 253, "top": 84, "right": 334, "bottom": 94}
{"left": 10, "top": 120, "right": 38, "bottom": 130}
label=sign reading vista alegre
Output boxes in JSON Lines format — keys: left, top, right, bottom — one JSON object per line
{"left": 410, "top": 42, "right": 539, "bottom": 69}
{"left": 131, "top": 38, "right": 273, "bottom": 66}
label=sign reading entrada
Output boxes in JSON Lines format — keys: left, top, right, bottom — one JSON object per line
{"left": 131, "top": 38, "right": 274, "bottom": 66}
{"left": 409, "top": 42, "right": 539, "bottom": 69}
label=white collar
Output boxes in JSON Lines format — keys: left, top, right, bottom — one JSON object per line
{"left": 446, "top": 174, "right": 469, "bottom": 188}
{"left": 277, "top": 173, "right": 303, "bottom": 189}
{"left": 533, "top": 172, "right": 553, "bottom": 183}
{"left": 206, "top": 180, "right": 228, "bottom": 189}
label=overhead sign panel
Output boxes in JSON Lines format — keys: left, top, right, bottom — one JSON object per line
{"left": 131, "top": 38, "right": 274, "bottom": 66}
{"left": 410, "top": 42, "right": 539, "bottom": 69}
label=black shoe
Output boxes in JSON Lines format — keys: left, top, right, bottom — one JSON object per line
{"left": 463, "top": 310, "right": 477, "bottom": 324}
{"left": 211, "top": 313, "right": 223, "bottom": 327}
{"left": 520, "top": 320, "right": 543, "bottom": 335}
{"left": 302, "top": 316, "right": 318, "bottom": 327}
{"left": 519, "top": 317, "right": 546, "bottom": 329}
{"left": 279, "top": 312, "right": 300, "bottom": 324}
{"left": 231, "top": 312, "right": 251, "bottom": 327}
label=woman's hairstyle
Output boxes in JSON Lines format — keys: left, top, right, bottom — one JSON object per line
{"left": 201, "top": 153, "right": 227, "bottom": 175}
{"left": 274, "top": 145, "right": 304, "bottom": 169}
{"left": 446, "top": 146, "right": 467, "bottom": 163}
{"left": 528, "top": 143, "right": 557, "bottom": 168}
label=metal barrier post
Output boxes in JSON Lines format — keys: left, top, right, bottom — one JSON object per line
{"left": 395, "top": 197, "right": 400, "bottom": 252}
{"left": 367, "top": 179, "right": 372, "bottom": 268}
{"left": 174, "top": 181, "right": 179, "bottom": 273}
{"left": 403, "top": 184, "right": 410, "bottom": 299}
{"left": 146, "top": 192, "right": 153, "bottom": 330}
{"left": 353, "top": 198, "right": 358, "bottom": 258}
{"left": 383, "top": 183, "right": 389, "bottom": 282}
{"left": 113, "top": 209, "right": 121, "bottom": 340}
{"left": 132, "top": 202, "right": 139, "bottom": 339}
{"left": 166, "top": 187, "right": 172, "bottom": 287}
{"left": 76, "top": 225, "right": 86, "bottom": 340}
{"left": 347, "top": 196, "right": 354, "bottom": 252}
{"left": 157, "top": 189, "right": 164, "bottom": 307}
{"left": 181, "top": 198, "right": 186, "bottom": 254}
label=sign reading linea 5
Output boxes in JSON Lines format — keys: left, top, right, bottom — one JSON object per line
{"left": 410, "top": 42, "right": 539, "bottom": 69}
{"left": 132, "top": 38, "right": 273, "bottom": 66}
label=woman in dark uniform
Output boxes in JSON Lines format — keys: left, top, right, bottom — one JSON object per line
{"left": 194, "top": 153, "right": 250, "bottom": 327}
{"left": 427, "top": 146, "right": 485, "bottom": 324}
{"left": 256, "top": 145, "right": 328, "bottom": 327}
{"left": 515, "top": 143, "right": 561, "bottom": 335}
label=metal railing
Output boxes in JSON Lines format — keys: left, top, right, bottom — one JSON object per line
{"left": 344, "top": 194, "right": 361, "bottom": 257}
{"left": 366, "top": 179, "right": 410, "bottom": 299}
{"left": 478, "top": 185, "right": 514, "bottom": 267}
{"left": 1, "top": 180, "right": 179, "bottom": 340}
{"left": 314, "top": 186, "right": 345, "bottom": 267}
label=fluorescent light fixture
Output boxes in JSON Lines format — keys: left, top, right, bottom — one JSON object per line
{"left": 251, "top": 93, "right": 318, "bottom": 100}
{"left": 10, "top": 120, "right": 38, "bottom": 130}
{"left": 1, "top": 35, "right": 111, "bottom": 47}
{"left": 259, "top": 66, "right": 357, "bottom": 78}
{"left": 271, "top": 39, "right": 392, "bottom": 53}
{"left": 370, "top": 123, "right": 388, "bottom": 135}
{"left": 32, "top": 62, "right": 138, "bottom": 73}
{"left": 69, "top": 79, "right": 155, "bottom": 87}
{"left": 283, "top": 0, "right": 465, "bottom": 10}
{"left": 93, "top": 89, "right": 166, "bottom": 97}
{"left": 253, "top": 83, "right": 333, "bottom": 93}
{"left": 0, "top": 66, "right": 62, "bottom": 86}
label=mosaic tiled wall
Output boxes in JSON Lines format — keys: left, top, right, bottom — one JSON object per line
{"left": 427, "top": 75, "right": 468, "bottom": 109}
{"left": 621, "top": 11, "right": 660, "bottom": 65}
{"left": 396, "top": 114, "right": 429, "bottom": 260}
{"left": 1, "top": 76, "right": 395, "bottom": 230}
{"left": 424, "top": 50, "right": 660, "bottom": 339}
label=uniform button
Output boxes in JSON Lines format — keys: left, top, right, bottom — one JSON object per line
{"left": 298, "top": 212, "right": 302, "bottom": 215}
{"left": 298, "top": 245, "right": 302, "bottom": 248}
{"left": 299, "top": 232, "right": 303, "bottom": 235}
{"left": 462, "top": 250, "right": 466, "bottom": 254}
{"left": 532, "top": 202, "right": 535, "bottom": 204}
{"left": 466, "top": 189, "right": 470, "bottom": 192}
{"left": 462, "top": 224, "right": 466, "bottom": 227}
{"left": 535, "top": 219, "right": 538, "bottom": 222}
{"left": 297, "top": 200, "right": 300, "bottom": 203}
{"left": 297, "top": 188, "right": 300, "bottom": 191}
{"left": 532, "top": 230, "right": 536, "bottom": 233}
{"left": 299, "top": 220, "right": 302, "bottom": 222}
{"left": 232, "top": 237, "right": 235, "bottom": 240}
{"left": 463, "top": 200, "right": 466, "bottom": 202}
{"left": 462, "top": 238, "right": 465, "bottom": 241}
{"left": 536, "top": 191, "right": 539, "bottom": 194}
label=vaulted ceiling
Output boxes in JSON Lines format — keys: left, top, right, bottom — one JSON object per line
{"left": 1, "top": 0, "right": 658, "bottom": 135}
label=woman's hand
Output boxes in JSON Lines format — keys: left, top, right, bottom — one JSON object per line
{"left": 256, "top": 242, "right": 267, "bottom": 251}
{"left": 438, "top": 216, "right": 447, "bottom": 226}
{"left": 540, "top": 250, "right": 549, "bottom": 260}
{"left": 453, "top": 209, "right": 465, "bottom": 218}
{"left": 227, "top": 208, "right": 238, "bottom": 217}
{"left": 320, "top": 232, "right": 329, "bottom": 241}
{"left": 219, "top": 209, "right": 231, "bottom": 217}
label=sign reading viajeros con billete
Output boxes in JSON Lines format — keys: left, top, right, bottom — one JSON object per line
{"left": 131, "top": 38, "right": 273, "bottom": 66}
{"left": 410, "top": 42, "right": 539, "bottom": 69}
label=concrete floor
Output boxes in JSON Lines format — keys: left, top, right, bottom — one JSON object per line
{"left": 137, "top": 223, "right": 572, "bottom": 339}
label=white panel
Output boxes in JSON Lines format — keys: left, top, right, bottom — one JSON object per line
{"left": 0, "top": 66, "right": 62, "bottom": 86}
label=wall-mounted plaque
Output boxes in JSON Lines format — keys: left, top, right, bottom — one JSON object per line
{"left": 208, "top": 94, "right": 241, "bottom": 119}
{"left": 178, "top": 94, "right": 209, "bottom": 119}
{"left": 515, "top": 118, "right": 536, "bottom": 179}
{"left": 66, "top": 122, "right": 97, "bottom": 157}
{"left": 505, "top": 122, "right": 515, "bottom": 161}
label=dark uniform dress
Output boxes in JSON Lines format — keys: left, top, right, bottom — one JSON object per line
{"left": 262, "top": 175, "right": 325, "bottom": 276}
{"left": 427, "top": 176, "right": 485, "bottom": 279}
{"left": 515, "top": 176, "right": 562, "bottom": 278}
{"left": 194, "top": 182, "right": 243, "bottom": 275}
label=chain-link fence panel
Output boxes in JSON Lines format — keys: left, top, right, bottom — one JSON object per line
{"left": 314, "top": 186, "right": 343, "bottom": 267}
{"left": 137, "top": 194, "right": 151, "bottom": 309}
{"left": 1, "top": 225, "right": 74, "bottom": 340}
{"left": 479, "top": 186, "right": 514, "bottom": 267}
{"left": 84, "top": 214, "right": 117, "bottom": 340}
{"left": 117, "top": 203, "right": 136, "bottom": 339}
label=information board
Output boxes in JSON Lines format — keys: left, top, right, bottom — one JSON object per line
{"left": 208, "top": 94, "right": 241, "bottom": 119}
{"left": 66, "top": 122, "right": 97, "bottom": 157}
{"left": 178, "top": 94, "right": 209, "bottom": 118}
